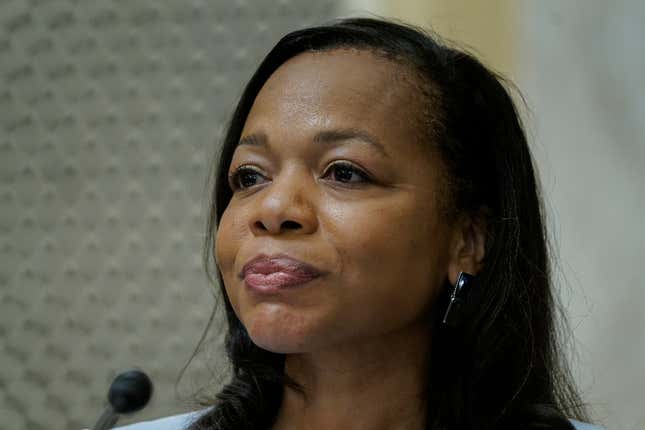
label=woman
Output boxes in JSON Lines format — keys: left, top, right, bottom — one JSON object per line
{"left": 117, "top": 18, "right": 601, "bottom": 430}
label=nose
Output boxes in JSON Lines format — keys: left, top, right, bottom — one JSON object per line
{"left": 249, "top": 169, "right": 318, "bottom": 236}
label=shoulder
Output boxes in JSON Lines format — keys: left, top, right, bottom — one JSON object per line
{"left": 114, "top": 409, "right": 210, "bottom": 430}
{"left": 570, "top": 418, "right": 605, "bottom": 430}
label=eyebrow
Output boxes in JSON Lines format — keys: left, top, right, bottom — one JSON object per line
{"left": 238, "top": 128, "right": 390, "bottom": 158}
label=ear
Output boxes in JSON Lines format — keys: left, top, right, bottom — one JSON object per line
{"left": 447, "top": 210, "right": 487, "bottom": 285}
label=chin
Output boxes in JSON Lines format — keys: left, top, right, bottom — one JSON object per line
{"left": 241, "top": 304, "right": 319, "bottom": 354}
{"left": 250, "top": 335, "right": 306, "bottom": 354}
{"left": 247, "top": 325, "right": 310, "bottom": 354}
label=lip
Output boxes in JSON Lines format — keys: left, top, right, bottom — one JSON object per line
{"left": 239, "top": 253, "right": 324, "bottom": 293}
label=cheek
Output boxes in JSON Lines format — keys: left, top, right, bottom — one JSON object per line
{"left": 214, "top": 205, "right": 250, "bottom": 315}
{"left": 329, "top": 200, "right": 447, "bottom": 330}
{"left": 215, "top": 205, "right": 246, "bottom": 276}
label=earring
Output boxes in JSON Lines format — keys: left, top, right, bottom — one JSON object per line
{"left": 442, "top": 271, "right": 475, "bottom": 327}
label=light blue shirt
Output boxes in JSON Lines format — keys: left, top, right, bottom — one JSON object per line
{"left": 114, "top": 410, "right": 604, "bottom": 430}
{"left": 114, "top": 410, "right": 205, "bottom": 429}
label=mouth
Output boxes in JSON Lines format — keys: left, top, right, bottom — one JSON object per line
{"left": 239, "top": 253, "right": 324, "bottom": 293}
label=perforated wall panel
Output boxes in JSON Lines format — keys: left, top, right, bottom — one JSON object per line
{"left": 0, "top": 1, "right": 339, "bottom": 429}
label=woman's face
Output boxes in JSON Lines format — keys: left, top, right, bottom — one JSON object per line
{"left": 215, "top": 49, "right": 459, "bottom": 353}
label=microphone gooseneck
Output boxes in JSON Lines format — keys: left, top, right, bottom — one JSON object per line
{"left": 92, "top": 369, "right": 153, "bottom": 430}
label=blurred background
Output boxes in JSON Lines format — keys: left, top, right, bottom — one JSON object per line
{"left": 0, "top": 1, "right": 642, "bottom": 429}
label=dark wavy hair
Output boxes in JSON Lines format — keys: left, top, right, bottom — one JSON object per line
{"left": 188, "top": 17, "right": 589, "bottom": 430}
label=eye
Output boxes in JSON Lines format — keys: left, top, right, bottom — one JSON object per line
{"left": 229, "top": 165, "right": 267, "bottom": 191}
{"left": 322, "top": 161, "right": 371, "bottom": 184}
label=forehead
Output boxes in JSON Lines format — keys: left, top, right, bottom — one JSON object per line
{"left": 242, "top": 49, "right": 426, "bottom": 148}
{"left": 259, "top": 49, "right": 410, "bottom": 103}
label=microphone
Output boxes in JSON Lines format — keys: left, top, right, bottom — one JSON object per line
{"left": 92, "top": 369, "right": 153, "bottom": 430}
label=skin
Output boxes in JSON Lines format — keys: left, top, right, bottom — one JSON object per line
{"left": 215, "top": 49, "right": 486, "bottom": 430}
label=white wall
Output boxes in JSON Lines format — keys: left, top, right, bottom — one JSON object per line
{"left": 519, "top": 2, "right": 645, "bottom": 429}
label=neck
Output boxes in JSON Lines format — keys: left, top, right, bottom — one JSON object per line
{"left": 272, "top": 322, "right": 431, "bottom": 430}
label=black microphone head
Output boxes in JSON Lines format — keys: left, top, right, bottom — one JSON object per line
{"left": 108, "top": 369, "right": 153, "bottom": 414}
